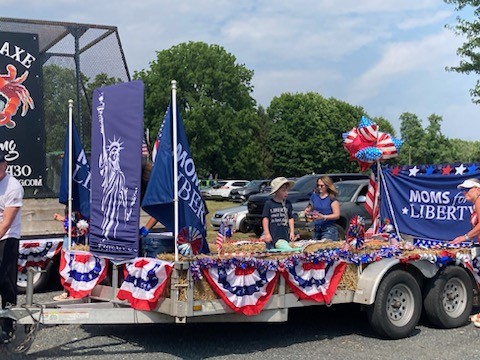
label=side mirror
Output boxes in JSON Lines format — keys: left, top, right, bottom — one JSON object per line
{"left": 356, "top": 195, "right": 367, "bottom": 203}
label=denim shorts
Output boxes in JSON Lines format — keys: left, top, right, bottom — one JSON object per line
{"left": 314, "top": 223, "right": 338, "bottom": 241}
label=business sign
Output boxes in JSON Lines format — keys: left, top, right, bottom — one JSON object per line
{"left": 0, "top": 31, "right": 45, "bottom": 193}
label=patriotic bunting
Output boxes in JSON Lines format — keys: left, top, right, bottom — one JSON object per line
{"left": 17, "top": 238, "right": 63, "bottom": 273}
{"left": 117, "top": 257, "right": 173, "bottom": 310}
{"left": 282, "top": 260, "right": 347, "bottom": 303}
{"left": 59, "top": 250, "right": 109, "bottom": 298}
{"left": 202, "top": 263, "right": 279, "bottom": 315}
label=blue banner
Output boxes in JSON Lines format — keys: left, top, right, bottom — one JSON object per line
{"left": 142, "top": 103, "right": 209, "bottom": 254}
{"left": 59, "top": 122, "right": 91, "bottom": 218}
{"left": 380, "top": 163, "right": 480, "bottom": 241}
{"left": 89, "top": 80, "right": 144, "bottom": 261}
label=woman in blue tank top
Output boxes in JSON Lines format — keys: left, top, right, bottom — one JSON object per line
{"left": 305, "top": 176, "right": 340, "bottom": 241}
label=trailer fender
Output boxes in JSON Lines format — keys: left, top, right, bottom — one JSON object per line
{"left": 353, "top": 258, "right": 400, "bottom": 305}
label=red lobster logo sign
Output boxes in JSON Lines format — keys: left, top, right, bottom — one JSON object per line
{"left": 0, "top": 64, "right": 34, "bottom": 129}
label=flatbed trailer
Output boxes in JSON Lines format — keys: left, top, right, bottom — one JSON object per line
{"left": 2, "top": 245, "right": 479, "bottom": 354}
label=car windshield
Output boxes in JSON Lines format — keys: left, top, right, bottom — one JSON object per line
{"left": 336, "top": 183, "right": 359, "bottom": 202}
{"left": 246, "top": 180, "right": 265, "bottom": 188}
{"left": 291, "top": 175, "right": 316, "bottom": 192}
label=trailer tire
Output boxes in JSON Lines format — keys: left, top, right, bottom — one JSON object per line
{"left": 17, "top": 260, "right": 54, "bottom": 294}
{"left": 423, "top": 266, "right": 473, "bottom": 328}
{"left": 367, "top": 270, "right": 422, "bottom": 339}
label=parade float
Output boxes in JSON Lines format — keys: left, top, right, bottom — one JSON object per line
{"left": 2, "top": 80, "right": 480, "bottom": 355}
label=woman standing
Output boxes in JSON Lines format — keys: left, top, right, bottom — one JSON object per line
{"left": 305, "top": 176, "right": 340, "bottom": 241}
{"left": 449, "top": 178, "right": 480, "bottom": 326}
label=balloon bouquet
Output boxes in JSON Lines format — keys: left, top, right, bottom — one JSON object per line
{"left": 342, "top": 116, "right": 403, "bottom": 172}
{"left": 342, "top": 116, "right": 403, "bottom": 246}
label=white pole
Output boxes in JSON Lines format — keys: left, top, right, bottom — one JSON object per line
{"left": 172, "top": 80, "right": 179, "bottom": 261}
{"left": 67, "top": 99, "right": 74, "bottom": 250}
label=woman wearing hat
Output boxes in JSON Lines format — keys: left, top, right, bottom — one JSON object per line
{"left": 262, "top": 177, "right": 295, "bottom": 250}
{"left": 450, "top": 178, "right": 480, "bottom": 246}
{"left": 304, "top": 176, "right": 340, "bottom": 241}
{"left": 450, "top": 178, "right": 480, "bottom": 326}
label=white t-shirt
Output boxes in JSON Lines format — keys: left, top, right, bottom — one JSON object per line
{"left": 0, "top": 173, "right": 24, "bottom": 240}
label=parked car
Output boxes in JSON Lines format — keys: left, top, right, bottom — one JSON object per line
{"left": 246, "top": 173, "right": 368, "bottom": 236}
{"left": 210, "top": 203, "right": 250, "bottom": 233}
{"left": 229, "top": 179, "right": 271, "bottom": 202}
{"left": 207, "top": 180, "right": 249, "bottom": 200}
{"left": 292, "top": 179, "right": 371, "bottom": 239}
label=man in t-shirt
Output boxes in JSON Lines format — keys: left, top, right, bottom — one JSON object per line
{"left": 0, "top": 151, "right": 24, "bottom": 343}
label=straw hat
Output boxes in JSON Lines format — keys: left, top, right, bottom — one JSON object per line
{"left": 269, "top": 177, "right": 295, "bottom": 195}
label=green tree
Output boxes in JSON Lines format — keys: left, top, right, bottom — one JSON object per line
{"left": 399, "top": 112, "right": 426, "bottom": 164}
{"left": 424, "top": 114, "right": 454, "bottom": 163}
{"left": 266, "top": 93, "right": 365, "bottom": 176}
{"left": 445, "top": 0, "right": 480, "bottom": 103}
{"left": 43, "top": 64, "right": 77, "bottom": 152}
{"left": 134, "top": 41, "right": 263, "bottom": 178}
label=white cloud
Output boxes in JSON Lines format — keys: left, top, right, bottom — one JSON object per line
{"left": 347, "top": 29, "right": 462, "bottom": 103}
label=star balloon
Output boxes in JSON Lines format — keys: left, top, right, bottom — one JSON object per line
{"left": 343, "top": 116, "right": 403, "bottom": 172}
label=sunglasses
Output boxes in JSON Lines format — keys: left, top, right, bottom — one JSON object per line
{"left": 317, "top": 184, "right": 326, "bottom": 188}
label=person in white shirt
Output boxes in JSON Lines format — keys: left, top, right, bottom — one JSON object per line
{"left": 0, "top": 150, "right": 24, "bottom": 343}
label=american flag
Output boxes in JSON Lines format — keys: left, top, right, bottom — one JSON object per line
{"left": 142, "top": 132, "right": 150, "bottom": 159}
{"left": 365, "top": 170, "right": 380, "bottom": 233}
{"left": 358, "top": 115, "right": 378, "bottom": 142}
{"left": 216, "top": 221, "right": 226, "bottom": 253}
{"left": 151, "top": 109, "right": 168, "bottom": 162}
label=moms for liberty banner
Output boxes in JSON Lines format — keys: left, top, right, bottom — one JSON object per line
{"left": 380, "top": 163, "right": 480, "bottom": 241}
{"left": 89, "top": 81, "right": 144, "bottom": 261}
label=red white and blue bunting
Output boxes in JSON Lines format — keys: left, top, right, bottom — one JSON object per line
{"left": 18, "top": 238, "right": 63, "bottom": 273}
{"left": 117, "top": 258, "right": 173, "bottom": 311}
{"left": 201, "top": 261, "right": 279, "bottom": 315}
{"left": 59, "top": 250, "right": 108, "bottom": 298}
{"left": 282, "top": 260, "right": 347, "bottom": 303}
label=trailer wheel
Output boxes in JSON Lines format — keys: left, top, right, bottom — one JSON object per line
{"left": 17, "top": 261, "right": 53, "bottom": 294}
{"left": 423, "top": 266, "right": 473, "bottom": 328}
{"left": 367, "top": 270, "right": 422, "bottom": 339}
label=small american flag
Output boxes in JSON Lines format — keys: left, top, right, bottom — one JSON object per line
{"left": 151, "top": 109, "right": 168, "bottom": 162}
{"left": 365, "top": 170, "right": 380, "bottom": 233}
{"left": 142, "top": 135, "right": 150, "bottom": 159}
{"left": 216, "top": 221, "right": 226, "bottom": 253}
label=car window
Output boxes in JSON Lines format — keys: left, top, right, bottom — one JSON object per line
{"left": 232, "top": 181, "right": 247, "bottom": 187}
{"left": 291, "top": 175, "right": 317, "bottom": 192}
{"left": 336, "top": 183, "right": 360, "bottom": 202}
{"left": 214, "top": 181, "right": 227, "bottom": 189}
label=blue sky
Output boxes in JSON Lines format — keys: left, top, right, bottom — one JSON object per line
{"left": 2, "top": 0, "right": 478, "bottom": 140}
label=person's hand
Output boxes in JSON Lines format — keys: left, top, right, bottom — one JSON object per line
{"left": 449, "top": 235, "right": 466, "bottom": 245}
{"left": 53, "top": 213, "right": 64, "bottom": 221}
{"left": 263, "top": 233, "right": 272, "bottom": 243}
{"left": 289, "top": 231, "right": 295, "bottom": 241}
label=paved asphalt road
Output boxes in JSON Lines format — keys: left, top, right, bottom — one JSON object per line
{"left": 1, "top": 290, "right": 480, "bottom": 360}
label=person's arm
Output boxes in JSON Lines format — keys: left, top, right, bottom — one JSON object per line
{"left": 325, "top": 199, "right": 340, "bottom": 221}
{"left": 451, "top": 197, "right": 480, "bottom": 244}
{"left": 0, "top": 206, "right": 20, "bottom": 239}
{"left": 262, "top": 217, "right": 272, "bottom": 243}
{"left": 288, "top": 218, "right": 295, "bottom": 241}
{"left": 139, "top": 217, "right": 159, "bottom": 237}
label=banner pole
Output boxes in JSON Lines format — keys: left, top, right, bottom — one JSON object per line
{"left": 67, "top": 99, "right": 74, "bottom": 250}
{"left": 172, "top": 80, "right": 179, "bottom": 262}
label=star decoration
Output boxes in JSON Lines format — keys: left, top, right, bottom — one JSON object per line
{"left": 391, "top": 166, "right": 400, "bottom": 176}
{"left": 425, "top": 165, "right": 435, "bottom": 175}
{"left": 442, "top": 165, "right": 452, "bottom": 175}
{"left": 455, "top": 164, "right": 466, "bottom": 175}
{"left": 468, "top": 164, "right": 478, "bottom": 174}
{"left": 402, "top": 207, "right": 409, "bottom": 215}
{"left": 409, "top": 166, "right": 419, "bottom": 177}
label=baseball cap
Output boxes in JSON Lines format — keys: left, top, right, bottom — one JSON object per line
{"left": 457, "top": 179, "right": 480, "bottom": 190}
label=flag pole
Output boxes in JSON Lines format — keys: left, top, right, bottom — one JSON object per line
{"left": 172, "top": 80, "right": 179, "bottom": 262}
{"left": 67, "top": 99, "right": 74, "bottom": 250}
